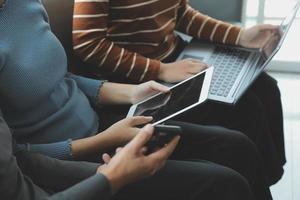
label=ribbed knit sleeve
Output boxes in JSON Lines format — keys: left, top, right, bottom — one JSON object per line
{"left": 72, "top": 0, "right": 160, "bottom": 82}
{"left": 0, "top": 46, "right": 4, "bottom": 71}
{"left": 176, "top": 0, "right": 242, "bottom": 45}
{"left": 66, "top": 73, "right": 104, "bottom": 105}
{"left": 18, "top": 140, "right": 73, "bottom": 160}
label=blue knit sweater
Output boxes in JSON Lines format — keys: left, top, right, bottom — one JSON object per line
{"left": 0, "top": 0, "right": 103, "bottom": 160}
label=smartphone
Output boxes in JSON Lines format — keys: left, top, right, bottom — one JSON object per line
{"left": 146, "top": 125, "right": 182, "bottom": 153}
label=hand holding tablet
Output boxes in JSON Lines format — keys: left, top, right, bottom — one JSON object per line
{"left": 127, "top": 67, "right": 214, "bottom": 125}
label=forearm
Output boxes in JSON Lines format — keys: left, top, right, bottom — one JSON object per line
{"left": 16, "top": 151, "right": 99, "bottom": 192}
{"left": 73, "top": 1, "right": 160, "bottom": 82}
{"left": 47, "top": 174, "right": 112, "bottom": 200}
{"left": 98, "top": 82, "right": 136, "bottom": 105}
{"left": 71, "top": 131, "right": 121, "bottom": 158}
{"left": 17, "top": 152, "right": 111, "bottom": 200}
{"left": 15, "top": 151, "right": 112, "bottom": 200}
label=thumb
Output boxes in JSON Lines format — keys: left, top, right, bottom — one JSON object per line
{"left": 149, "top": 81, "right": 170, "bottom": 93}
{"left": 102, "top": 153, "right": 111, "bottom": 164}
{"left": 128, "top": 125, "right": 154, "bottom": 151}
{"left": 130, "top": 116, "right": 153, "bottom": 126}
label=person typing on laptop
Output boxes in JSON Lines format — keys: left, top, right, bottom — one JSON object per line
{"left": 73, "top": 0, "right": 278, "bottom": 83}
{"left": 73, "top": 0, "right": 285, "bottom": 185}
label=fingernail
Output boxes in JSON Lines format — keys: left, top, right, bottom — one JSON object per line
{"left": 145, "top": 124, "right": 152, "bottom": 129}
{"left": 144, "top": 124, "right": 154, "bottom": 133}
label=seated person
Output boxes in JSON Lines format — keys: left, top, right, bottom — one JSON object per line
{"left": 0, "top": 0, "right": 271, "bottom": 199}
{"left": 72, "top": 0, "right": 285, "bottom": 185}
{"left": 0, "top": 113, "right": 257, "bottom": 200}
{"left": 72, "top": 0, "right": 277, "bottom": 83}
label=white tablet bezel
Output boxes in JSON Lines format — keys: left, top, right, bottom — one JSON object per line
{"left": 127, "top": 67, "right": 214, "bottom": 125}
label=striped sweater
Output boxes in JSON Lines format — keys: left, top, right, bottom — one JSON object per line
{"left": 73, "top": 0, "right": 242, "bottom": 82}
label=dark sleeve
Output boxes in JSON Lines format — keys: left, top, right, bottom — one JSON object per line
{"left": 0, "top": 114, "right": 112, "bottom": 200}
{"left": 45, "top": 174, "right": 112, "bottom": 200}
{"left": 16, "top": 151, "right": 100, "bottom": 192}
{"left": 0, "top": 115, "right": 49, "bottom": 200}
{"left": 16, "top": 151, "right": 112, "bottom": 200}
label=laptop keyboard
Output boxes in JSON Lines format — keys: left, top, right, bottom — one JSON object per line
{"left": 208, "top": 46, "right": 250, "bottom": 97}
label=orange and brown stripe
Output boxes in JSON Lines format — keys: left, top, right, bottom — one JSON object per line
{"left": 73, "top": 0, "right": 242, "bottom": 82}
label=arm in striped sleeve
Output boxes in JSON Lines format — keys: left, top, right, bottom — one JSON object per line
{"left": 176, "top": 0, "right": 242, "bottom": 45}
{"left": 72, "top": 0, "right": 160, "bottom": 82}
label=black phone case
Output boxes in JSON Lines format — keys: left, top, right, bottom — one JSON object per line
{"left": 146, "top": 125, "right": 182, "bottom": 153}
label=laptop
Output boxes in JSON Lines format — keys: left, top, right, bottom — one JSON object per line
{"left": 177, "top": 1, "right": 300, "bottom": 104}
{"left": 127, "top": 67, "right": 214, "bottom": 125}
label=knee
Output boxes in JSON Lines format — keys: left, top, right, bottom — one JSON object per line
{"left": 207, "top": 166, "right": 253, "bottom": 200}
{"left": 237, "top": 90, "right": 266, "bottom": 117}
{"left": 272, "top": 82, "right": 281, "bottom": 99}
{"left": 221, "top": 169, "right": 253, "bottom": 200}
{"left": 267, "top": 75, "right": 281, "bottom": 98}
{"left": 224, "top": 130, "right": 259, "bottom": 161}
{"left": 258, "top": 72, "right": 282, "bottom": 98}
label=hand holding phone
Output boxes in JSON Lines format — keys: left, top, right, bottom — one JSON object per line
{"left": 145, "top": 124, "right": 182, "bottom": 154}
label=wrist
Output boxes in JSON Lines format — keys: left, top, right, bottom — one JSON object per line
{"left": 237, "top": 28, "right": 245, "bottom": 46}
{"left": 94, "top": 131, "right": 118, "bottom": 151}
{"left": 158, "top": 62, "right": 167, "bottom": 81}
{"left": 99, "top": 82, "right": 136, "bottom": 105}
{"left": 97, "top": 80, "right": 108, "bottom": 104}
{"left": 98, "top": 167, "right": 124, "bottom": 193}
{"left": 71, "top": 135, "right": 100, "bottom": 158}
{"left": 128, "top": 84, "right": 139, "bottom": 104}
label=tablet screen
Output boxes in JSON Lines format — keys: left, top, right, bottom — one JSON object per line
{"left": 133, "top": 71, "right": 206, "bottom": 123}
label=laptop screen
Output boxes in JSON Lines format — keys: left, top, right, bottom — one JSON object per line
{"left": 262, "top": 2, "right": 300, "bottom": 59}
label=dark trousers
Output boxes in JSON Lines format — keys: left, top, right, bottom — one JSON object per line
{"left": 174, "top": 72, "right": 284, "bottom": 185}
{"left": 98, "top": 112, "right": 272, "bottom": 200}
{"left": 251, "top": 72, "right": 286, "bottom": 166}
{"left": 114, "top": 160, "right": 254, "bottom": 200}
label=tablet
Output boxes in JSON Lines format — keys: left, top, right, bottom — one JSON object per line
{"left": 127, "top": 67, "right": 214, "bottom": 125}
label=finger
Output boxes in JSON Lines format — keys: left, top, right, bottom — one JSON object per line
{"left": 272, "top": 25, "right": 281, "bottom": 35}
{"left": 156, "top": 160, "right": 166, "bottom": 171}
{"left": 97, "top": 164, "right": 108, "bottom": 172}
{"left": 149, "top": 135, "right": 180, "bottom": 161}
{"left": 188, "top": 63, "right": 208, "bottom": 74}
{"left": 102, "top": 153, "right": 112, "bottom": 164}
{"left": 259, "top": 24, "right": 279, "bottom": 32}
{"left": 130, "top": 116, "right": 153, "bottom": 126}
{"left": 128, "top": 124, "right": 154, "bottom": 150}
{"left": 149, "top": 81, "right": 170, "bottom": 93}
{"left": 116, "top": 147, "right": 123, "bottom": 153}
{"left": 182, "top": 73, "right": 194, "bottom": 80}
{"left": 185, "top": 58, "right": 205, "bottom": 63}
{"left": 139, "top": 146, "right": 148, "bottom": 155}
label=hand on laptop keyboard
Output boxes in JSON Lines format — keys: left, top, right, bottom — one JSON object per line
{"left": 159, "top": 59, "right": 208, "bottom": 83}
